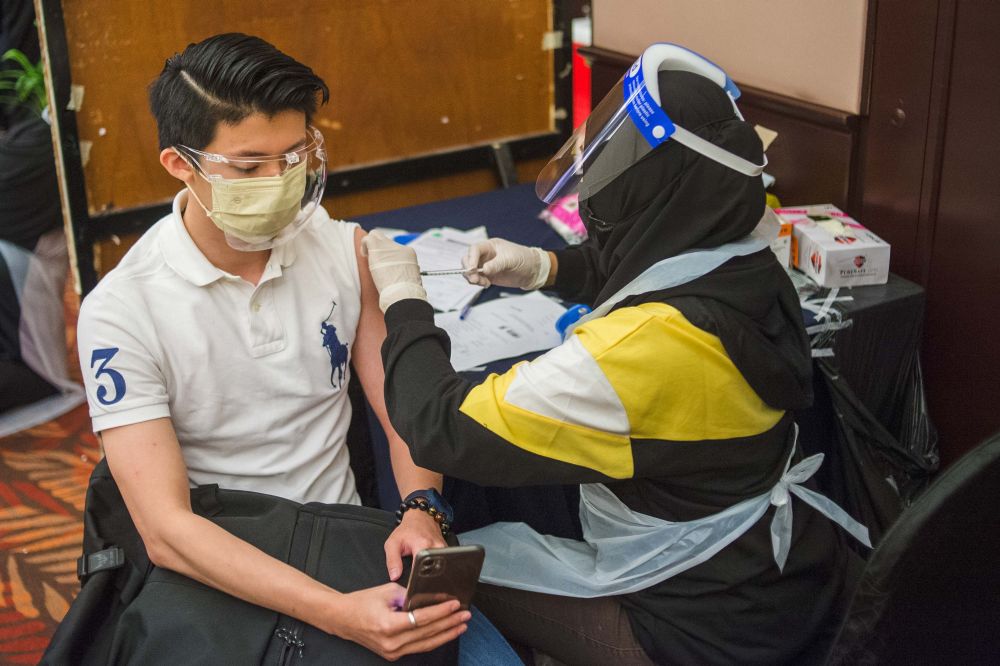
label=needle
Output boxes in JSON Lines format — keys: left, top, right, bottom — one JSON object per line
{"left": 420, "top": 268, "right": 484, "bottom": 276}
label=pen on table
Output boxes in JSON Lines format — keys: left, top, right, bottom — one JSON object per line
{"left": 420, "top": 267, "right": 484, "bottom": 276}
{"left": 459, "top": 291, "right": 481, "bottom": 321}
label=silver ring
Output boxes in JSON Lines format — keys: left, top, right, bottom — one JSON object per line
{"left": 407, "top": 611, "right": 417, "bottom": 628}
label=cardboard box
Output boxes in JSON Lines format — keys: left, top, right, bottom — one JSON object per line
{"left": 776, "top": 204, "right": 890, "bottom": 287}
{"left": 754, "top": 207, "right": 793, "bottom": 267}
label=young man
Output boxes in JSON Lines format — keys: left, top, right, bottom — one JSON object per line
{"left": 76, "top": 33, "right": 468, "bottom": 660}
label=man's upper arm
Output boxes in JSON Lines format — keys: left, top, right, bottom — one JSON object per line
{"left": 350, "top": 227, "right": 390, "bottom": 404}
{"left": 79, "top": 286, "right": 189, "bottom": 548}
{"left": 77, "top": 287, "right": 171, "bottom": 432}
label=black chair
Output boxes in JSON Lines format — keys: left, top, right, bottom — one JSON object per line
{"left": 827, "top": 431, "right": 1000, "bottom": 664}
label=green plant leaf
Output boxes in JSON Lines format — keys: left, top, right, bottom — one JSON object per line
{"left": 0, "top": 48, "right": 47, "bottom": 113}
{"left": 0, "top": 49, "right": 46, "bottom": 113}
{"left": 16, "top": 77, "right": 31, "bottom": 98}
{"left": 2, "top": 49, "right": 34, "bottom": 71}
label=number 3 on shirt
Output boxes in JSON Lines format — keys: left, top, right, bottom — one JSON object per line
{"left": 90, "top": 347, "right": 126, "bottom": 405}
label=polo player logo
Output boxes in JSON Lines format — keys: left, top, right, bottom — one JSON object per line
{"left": 321, "top": 301, "right": 348, "bottom": 390}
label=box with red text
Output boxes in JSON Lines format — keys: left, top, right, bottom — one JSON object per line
{"left": 776, "top": 204, "right": 890, "bottom": 287}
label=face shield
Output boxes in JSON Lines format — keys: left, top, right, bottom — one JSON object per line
{"left": 535, "top": 43, "right": 767, "bottom": 205}
{"left": 177, "top": 125, "right": 328, "bottom": 251}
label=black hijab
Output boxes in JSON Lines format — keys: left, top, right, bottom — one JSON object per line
{"left": 577, "top": 70, "right": 812, "bottom": 410}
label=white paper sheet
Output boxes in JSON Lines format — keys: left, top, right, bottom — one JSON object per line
{"left": 409, "top": 226, "right": 487, "bottom": 312}
{"left": 434, "top": 291, "right": 566, "bottom": 371}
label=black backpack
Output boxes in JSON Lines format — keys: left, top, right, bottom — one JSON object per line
{"left": 40, "top": 459, "right": 457, "bottom": 665}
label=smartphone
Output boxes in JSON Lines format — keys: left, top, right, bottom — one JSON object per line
{"left": 403, "top": 545, "right": 485, "bottom": 612}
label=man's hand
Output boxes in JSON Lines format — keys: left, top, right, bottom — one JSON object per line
{"left": 329, "top": 583, "right": 469, "bottom": 660}
{"left": 384, "top": 509, "right": 447, "bottom": 581}
{"left": 462, "top": 238, "right": 551, "bottom": 290}
{"left": 360, "top": 231, "right": 427, "bottom": 313}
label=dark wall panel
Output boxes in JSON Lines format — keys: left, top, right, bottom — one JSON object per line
{"left": 857, "top": 0, "right": 942, "bottom": 281}
{"left": 922, "top": 1, "right": 1000, "bottom": 461}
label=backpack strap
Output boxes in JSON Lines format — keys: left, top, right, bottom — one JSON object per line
{"left": 191, "top": 484, "right": 223, "bottom": 517}
{"left": 77, "top": 546, "right": 125, "bottom": 580}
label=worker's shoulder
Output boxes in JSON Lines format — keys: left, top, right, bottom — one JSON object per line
{"left": 574, "top": 301, "right": 683, "bottom": 341}
{"left": 574, "top": 302, "right": 725, "bottom": 367}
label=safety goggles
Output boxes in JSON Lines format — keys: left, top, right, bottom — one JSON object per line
{"left": 176, "top": 125, "right": 327, "bottom": 182}
{"left": 535, "top": 43, "right": 767, "bottom": 204}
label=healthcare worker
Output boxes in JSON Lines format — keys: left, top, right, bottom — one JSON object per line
{"left": 362, "top": 44, "right": 869, "bottom": 664}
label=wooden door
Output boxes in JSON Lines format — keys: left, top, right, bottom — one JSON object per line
{"left": 861, "top": 0, "right": 1000, "bottom": 463}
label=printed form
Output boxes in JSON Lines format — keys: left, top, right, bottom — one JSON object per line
{"left": 434, "top": 291, "right": 566, "bottom": 371}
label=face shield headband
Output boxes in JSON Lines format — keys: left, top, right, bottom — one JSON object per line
{"left": 535, "top": 43, "right": 767, "bottom": 204}
{"left": 176, "top": 125, "right": 328, "bottom": 251}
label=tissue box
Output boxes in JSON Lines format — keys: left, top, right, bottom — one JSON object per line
{"left": 776, "top": 204, "right": 890, "bottom": 287}
{"left": 756, "top": 207, "right": 793, "bottom": 267}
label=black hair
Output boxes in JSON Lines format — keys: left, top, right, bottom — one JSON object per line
{"left": 148, "top": 33, "right": 329, "bottom": 150}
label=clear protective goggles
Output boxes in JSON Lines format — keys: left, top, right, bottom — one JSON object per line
{"left": 177, "top": 125, "right": 327, "bottom": 181}
{"left": 535, "top": 43, "right": 767, "bottom": 204}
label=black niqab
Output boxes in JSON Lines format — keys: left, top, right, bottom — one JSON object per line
{"left": 577, "top": 70, "right": 812, "bottom": 410}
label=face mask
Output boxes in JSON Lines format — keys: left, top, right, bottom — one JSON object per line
{"left": 579, "top": 198, "right": 617, "bottom": 247}
{"left": 186, "top": 159, "right": 308, "bottom": 244}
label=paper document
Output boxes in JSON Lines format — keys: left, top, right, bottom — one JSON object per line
{"left": 434, "top": 291, "right": 566, "bottom": 371}
{"left": 409, "top": 227, "right": 487, "bottom": 312}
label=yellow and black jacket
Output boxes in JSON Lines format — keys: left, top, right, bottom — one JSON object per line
{"left": 382, "top": 260, "right": 846, "bottom": 664}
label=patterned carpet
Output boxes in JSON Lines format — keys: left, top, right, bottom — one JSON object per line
{"left": 0, "top": 406, "right": 95, "bottom": 664}
{"left": 0, "top": 276, "right": 91, "bottom": 664}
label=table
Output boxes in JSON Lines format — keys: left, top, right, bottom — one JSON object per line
{"left": 353, "top": 184, "right": 935, "bottom": 541}
{"left": 796, "top": 274, "right": 937, "bottom": 539}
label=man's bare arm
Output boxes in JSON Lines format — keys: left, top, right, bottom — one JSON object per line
{"left": 353, "top": 227, "right": 448, "bottom": 581}
{"left": 352, "top": 226, "right": 443, "bottom": 499}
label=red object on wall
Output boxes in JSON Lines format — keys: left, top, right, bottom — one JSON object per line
{"left": 572, "top": 42, "right": 591, "bottom": 129}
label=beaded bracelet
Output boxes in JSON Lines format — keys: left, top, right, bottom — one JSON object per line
{"left": 395, "top": 497, "right": 452, "bottom": 536}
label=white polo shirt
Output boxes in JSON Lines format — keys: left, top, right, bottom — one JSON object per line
{"left": 78, "top": 191, "right": 362, "bottom": 505}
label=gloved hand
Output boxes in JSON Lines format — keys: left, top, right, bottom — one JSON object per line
{"left": 360, "top": 231, "right": 428, "bottom": 313}
{"left": 462, "top": 238, "right": 551, "bottom": 290}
